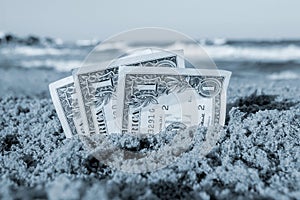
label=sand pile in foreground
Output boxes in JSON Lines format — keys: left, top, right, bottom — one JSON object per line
{"left": 0, "top": 74, "right": 299, "bottom": 199}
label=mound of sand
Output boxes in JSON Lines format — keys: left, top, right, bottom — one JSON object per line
{"left": 0, "top": 68, "right": 299, "bottom": 199}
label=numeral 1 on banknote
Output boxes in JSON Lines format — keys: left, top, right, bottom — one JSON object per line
{"left": 74, "top": 51, "right": 185, "bottom": 135}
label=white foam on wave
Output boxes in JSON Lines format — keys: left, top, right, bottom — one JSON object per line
{"left": 1, "top": 46, "right": 83, "bottom": 56}
{"left": 2, "top": 38, "right": 300, "bottom": 72}
{"left": 94, "top": 41, "right": 129, "bottom": 51}
{"left": 76, "top": 39, "right": 99, "bottom": 46}
{"left": 267, "top": 71, "right": 300, "bottom": 80}
{"left": 167, "top": 42, "right": 300, "bottom": 62}
{"left": 20, "top": 59, "right": 82, "bottom": 71}
{"left": 212, "top": 38, "right": 227, "bottom": 45}
{"left": 5, "top": 40, "right": 299, "bottom": 62}
{"left": 206, "top": 45, "right": 300, "bottom": 61}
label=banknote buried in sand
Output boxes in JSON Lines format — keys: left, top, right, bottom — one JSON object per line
{"left": 49, "top": 33, "right": 231, "bottom": 172}
{"left": 49, "top": 50, "right": 231, "bottom": 138}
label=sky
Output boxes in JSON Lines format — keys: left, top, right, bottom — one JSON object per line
{"left": 1, "top": 0, "right": 300, "bottom": 40}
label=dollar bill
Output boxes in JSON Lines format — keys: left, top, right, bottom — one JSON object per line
{"left": 74, "top": 50, "right": 185, "bottom": 135}
{"left": 49, "top": 50, "right": 184, "bottom": 138}
{"left": 49, "top": 76, "right": 84, "bottom": 138}
{"left": 115, "top": 66, "right": 231, "bottom": 135}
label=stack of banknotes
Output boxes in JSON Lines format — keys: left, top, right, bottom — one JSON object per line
{"left": 49, "top": 50, "right": 231, "bottom": 138}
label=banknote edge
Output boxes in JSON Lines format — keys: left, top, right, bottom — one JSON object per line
{"left": 49, "top": 76, "right": 75, "bottom": 138}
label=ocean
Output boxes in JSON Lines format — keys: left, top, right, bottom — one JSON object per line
{"left": 1, "top": 33, "right": 300, "bottom": 80}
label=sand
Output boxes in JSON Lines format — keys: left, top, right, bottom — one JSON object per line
{"left": 0, "top": 67, "right": 299, "bottom": 199}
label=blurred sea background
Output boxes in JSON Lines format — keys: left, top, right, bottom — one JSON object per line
{"left": 1, "top": 32, "right": 300, "bottom": 81}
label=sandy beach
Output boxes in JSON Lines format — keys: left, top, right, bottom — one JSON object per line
{"left": 2, "top": 0, "right": 300, "bottom": 198}
{"left": 0, "top": 64, "right": 299, "bottom": 199}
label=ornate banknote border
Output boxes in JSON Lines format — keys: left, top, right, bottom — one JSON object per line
{"left": 121, "top": 73, "right": 224, "bottom": 133}
{"left": 56, "top": 82, "right": 78, "bottom": 136}
{"left": 76, "top": 54, "right": 183, "bottom": 134}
